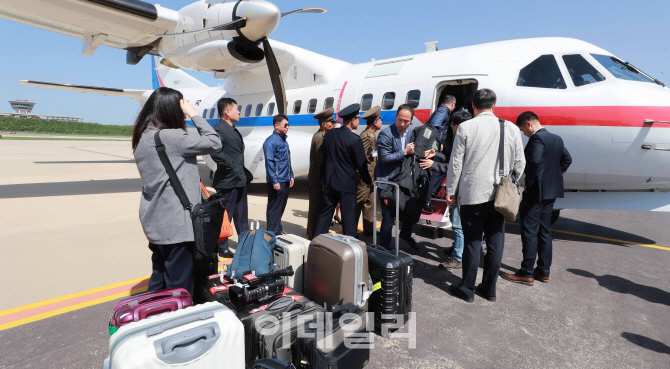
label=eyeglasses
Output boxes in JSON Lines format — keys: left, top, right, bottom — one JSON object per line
{"left": 283, "top": 123, "right": 289, "bottom": 128}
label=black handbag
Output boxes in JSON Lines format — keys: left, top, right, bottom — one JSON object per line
{"left": 154, "top": 131, "right": 228, "bottom": 260}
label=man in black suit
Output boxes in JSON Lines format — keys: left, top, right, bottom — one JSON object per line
{"left": 502, "top": 111, "right": 572, "bottom": 285}
{"left": 212, "top": 98, "right": 251, "bottom": 258}
{"left": 315, "top": 103, "right": 372, "bottom": 237}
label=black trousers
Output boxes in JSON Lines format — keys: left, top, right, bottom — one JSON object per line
{"left": 217, "top": 186, "right": 250, "bottom": 252}
{"left": 429, "top": 169, "right": 447, "bottom": 197}
{"left": 266, "top": 181, "right": 290, "bottom": 234}
{"left": 315, "top": 189, "right": 357, "bottom": 237}
{"left": 458, "top": 201, "right": 505, "bottom": 299}
{"left": 517, "top": 195, "right": 556, "bottom": 278}
{"left": 148, "top": 242, "right": 195, "bottom": 297}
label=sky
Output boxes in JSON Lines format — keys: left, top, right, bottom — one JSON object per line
{"left": 0, "top": 0, "right": 668, "bottom": 126}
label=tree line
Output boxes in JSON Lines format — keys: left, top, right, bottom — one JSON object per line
{"left": 0, "top": 116, "right": 132, "bottom": 136}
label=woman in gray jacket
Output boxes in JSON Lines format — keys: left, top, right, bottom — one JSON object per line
{"left": 132, "top": 87, "right": 222, "bottom": 296}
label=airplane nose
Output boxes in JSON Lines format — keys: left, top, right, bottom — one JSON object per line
{"left": 235, "top": 0, "right": 280, "bottom": 42}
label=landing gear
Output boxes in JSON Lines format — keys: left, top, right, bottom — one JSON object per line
{"left": 551, "top": 209, "right": 561, "bottom": 225}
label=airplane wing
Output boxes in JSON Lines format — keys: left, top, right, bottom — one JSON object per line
{"left": 0, "top": 0, "right": 178, "bottom": 54}
{"left": 19, "top": 80, "right": 150, "bottom": 100}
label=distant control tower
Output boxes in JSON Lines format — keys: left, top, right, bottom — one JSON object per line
{"left": 9, "top": 99, "right": 36, "bottom": 114}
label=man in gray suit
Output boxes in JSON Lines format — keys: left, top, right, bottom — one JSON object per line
{"left": 375, "top": 104, "right": 419, "bottom": 251}
{"left": 446, "top": 89, "right": 526, "bottom": 302}
{"left": 212, "top": 98, "right": 250, "bottom": 259}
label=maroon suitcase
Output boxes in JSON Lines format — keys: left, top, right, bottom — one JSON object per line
{"left": 108, "top": 288, "right": 193, "bottom": 335}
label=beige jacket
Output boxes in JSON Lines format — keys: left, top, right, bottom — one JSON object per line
{"left": 447, "top": 111, "right": 526, "bottom": 205}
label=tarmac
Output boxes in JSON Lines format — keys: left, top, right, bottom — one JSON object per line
{"left": 1, "top": 138, "right": 669, "bottom": 368}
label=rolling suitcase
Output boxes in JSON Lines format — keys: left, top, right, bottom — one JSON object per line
{"left": 369, "top": 181, "right": 414, "bottom": 337}
{"left": 104, "top": 302, "right": 244, "bottom": 369}
{"left": 304, "top": 234, "right": 372, "bottom": 311}
{"left": 238, "top": 290, "right": 325, "bottom": 366}
{"left": 108, "top": 288, "right": 193, "bottom": 335}
{"left": 274, "top": 234, "right": 310, "bottom": 293}
{"left": 293, "top": 302, "right": 371, "bottom": 369}
{"left": 251, "top": 359, "right": 296, "bottom": 369}
{"left": 196, "top": 273, "right": 235, "bottom": 310}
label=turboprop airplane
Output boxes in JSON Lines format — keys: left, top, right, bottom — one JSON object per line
{"left": 2, "top": 0, "right": 670, "bottom": 220}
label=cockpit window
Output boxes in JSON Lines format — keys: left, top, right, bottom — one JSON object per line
{"left": 562, "top": 54, "right": 605, "bottom": 86}
{"left": 517, "top": 55, "right": 567, "bottom": 89}
{"left": 591, "top": 54, "right": 663, "bottom": 86}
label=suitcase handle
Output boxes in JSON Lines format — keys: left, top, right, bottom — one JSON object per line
{"left": 146, "top": 311, "right": 215, "bottom": 337}
{"left": 250, "top": 219, "right": 261, "bottom": 230}
{"left": 373, "top": 181, "right": 400, "bottom": 256}
{"left": 139, "top": 301, "right": 180, "bottom": 320}
{"left": 280, "top": 301, "right": 306, "bottom": 317}
{"left": 154, "top": 322, "right": 220, "bottom": 364}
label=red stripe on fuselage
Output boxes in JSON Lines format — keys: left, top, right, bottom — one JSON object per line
{"left": 413, "top": 106, "right": 670, "bottom": 127}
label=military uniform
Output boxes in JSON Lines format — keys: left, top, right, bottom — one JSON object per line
{"left": 306, "top": 108, "right": 335, "bottom": 240}
{"left": 356, "top": 107, "right": 380, "bottom": 236}
{"left": 315, "top": 104, "right": 372, "bottom": 237}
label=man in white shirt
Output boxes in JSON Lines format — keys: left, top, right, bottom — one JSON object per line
{"left": 446, "top": 89, "right": 526, "bottom": 302}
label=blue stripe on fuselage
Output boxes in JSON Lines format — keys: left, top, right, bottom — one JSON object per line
{"left": 186, "top": 110, "right": 401, "bottom": 127}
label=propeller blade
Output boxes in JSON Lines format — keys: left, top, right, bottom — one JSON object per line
{"left": 281, "top": 7, "right": 327, "bottom": 17}
{"left": 148, "top": 17, "right": 247, "bottom": 37}
{"left": 262, "top": 38, "right": 287, "bottom": 115}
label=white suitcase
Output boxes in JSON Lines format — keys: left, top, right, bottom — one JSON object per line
{"left": 103, "top": 302, "right": 244, "bottom": 369}
{"left": 273, "top": 234, "right": 310, "bottom": 293}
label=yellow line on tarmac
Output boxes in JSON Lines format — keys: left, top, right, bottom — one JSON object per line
{"left": 0, "top": 275, "right": 149, "bottom": 318}
{"left": 0, "top": 286, "right": 149, "bottom": 332}
{"left": 508, "top": 222, "right": 670, "bottom": 251}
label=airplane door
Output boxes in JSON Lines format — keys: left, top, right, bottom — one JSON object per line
{"left": 432, "top": 79, "right": 479, "bottom": 117}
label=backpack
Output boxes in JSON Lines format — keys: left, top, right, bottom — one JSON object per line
{"left": 229, "top": 220, "right": 276, "bottom": 277}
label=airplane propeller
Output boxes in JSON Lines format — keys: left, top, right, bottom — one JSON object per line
{"left": 150, "top": 2, "right": 327, "bottom": 115}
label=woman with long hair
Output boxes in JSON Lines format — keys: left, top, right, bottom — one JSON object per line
{"left": 133, "top": 87, "right": 222, "bottom": 296}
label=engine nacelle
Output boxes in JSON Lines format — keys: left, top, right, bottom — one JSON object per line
{"left": 161, "top": 37, "right": 264, "bottom": 72}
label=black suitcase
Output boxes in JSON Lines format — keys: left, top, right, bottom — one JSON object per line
{"left": 237, "top": 288, "right": 324, "bottom": 367}
{"left": 251, "top": 358, "right": 296, "bottom": 369}
{"left": 293, "top": 302, "right": 371, "bottom": 369}
{"left": 369, "top": 181, "right": 414, "bottom": 337}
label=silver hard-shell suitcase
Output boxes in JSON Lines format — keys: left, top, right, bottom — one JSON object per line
{"left": 273, "top": 234, "right": 310, "bottom": 293}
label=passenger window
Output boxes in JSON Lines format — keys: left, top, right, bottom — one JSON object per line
{"left": 267, "top": 102, "right": 275, "bottom": 116}
{"left": 203, "top": 109, "right": 208, "bottom": 118}
{"left": 382, "top": 92, "right": 396, "bottom": 110}
{"left": 210, "top": 108, "right": 216, "bottom": 119}
{"left": 406, "top": 90, "right": 421, "bottom": 108}
{"left": 307, "top": 99, "right": 317, "bottom": 114}
{"left": 255, "top": 104, "right": 263, "bottom": 117}
{"left": 360, "top": 94, "right": 373, "bottom": 111}
{"left": 245, "top": 104, "right": 252, "bottom": 117}
{"left": 293, "top": 100, "right": 302, "bottom": 115}
{"left": 517, "top": 55, "right": 567, "bottom": 89}
{"left": 563, "top": 55, "right": 605, "bottom": 86}
{"left": 323, "top": 97, "right": 334, "bottom": 110}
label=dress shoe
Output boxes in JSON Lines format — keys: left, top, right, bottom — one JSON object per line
{"left": 422, "top": 205, "right": 435, "bottom": 213}
{"left": 400, "top": 235, "right": 420, "bottom": 251}
{"left": 534, "top": 272, "right": 550, "bottom": 283}
{"left": 438, "top": 257, "right": 462, "bottom": 269}
{"left": 501, "top": 273, "right": 534, "bottom": 286}
{"left": 449, "top": 284, "right": 474, "bottom": 303}
{"left": 475, "top": 284, "right": 496, "bottom": 302}
{"left": 218, "top": 249, "right": 234, "bottom": 259}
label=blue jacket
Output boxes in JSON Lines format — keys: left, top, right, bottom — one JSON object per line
{"left": 426, "top": 104, "right": 451, "bottom": 144}
{"left": 374, "top": 124, "right": 413, "bottom": 187}
{"left": 263, "top": 131, "right": 294, "bottom": 184}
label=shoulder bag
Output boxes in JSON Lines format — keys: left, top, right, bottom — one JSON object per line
{"left": 493, "top": 119, "right": 521, "bottom": 221}
{"left": 155, "top": 131, "right": 228, "bottom": 260}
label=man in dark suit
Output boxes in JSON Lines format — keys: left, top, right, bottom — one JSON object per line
{"left": 502, "top": 111, "right": 572, "bottom": 285}
{"left": 315, "top": 103, "right": 372, "bottom": 237}
{"left": 212, "top": 98, "right": 251, "bottom": 258}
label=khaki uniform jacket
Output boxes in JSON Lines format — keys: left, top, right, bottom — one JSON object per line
{"left": 357, "top": 128, "right": 377, "bottom": 186}
{"left": 308, "top": 129, "right": 325, "bottom": 188}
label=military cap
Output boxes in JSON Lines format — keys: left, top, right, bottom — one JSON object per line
{"left": 361, "top": 106, "right": 381, "bottom": 123}
{"left": 313, "top": 107, "right": 335, "bottom": 123}
{"left": 338, "top": 103, "right": 361, "bottom": 121}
